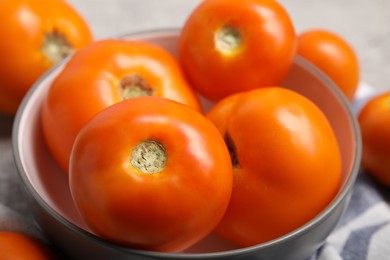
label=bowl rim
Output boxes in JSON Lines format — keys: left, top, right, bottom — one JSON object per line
{"left": 12, "top": 27, "right": 362, "bottom": 258}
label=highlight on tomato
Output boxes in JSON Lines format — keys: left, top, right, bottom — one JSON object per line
{"left": 69, "top": 96, "right": 233, "bottom": 252}
{"left": 0, "top": 0, "right": 93, "bottom": 115}
{"left": 297, "top": 29, "right": 360, "bottom": 101}
{"left": 179, "top": 0, "right": 297, "bottom": 101}
{"left": 358, "top": 92, "right": 390, "bottom": 186}
{"left": 207, "top": 87, "right": 342, "bottom": 247}
{"left": 41, "top": 39, "right": 201, "bottom": 174}
{"left": 0, "top": 231, "right": 56, "bottom": 260}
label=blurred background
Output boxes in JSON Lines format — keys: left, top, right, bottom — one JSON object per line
{"left": 68, "top": 0, "right": 390, "bottom": 93}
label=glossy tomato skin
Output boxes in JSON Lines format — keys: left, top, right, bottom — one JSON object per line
{"left": 41, "top": 39, "right": 201, "bottom": 174}
{"left": 179, "top": 0, "right": 297, "bottom": 101}
{"left": 297, "top": 29, "right": 359, "bottom": 101}
{"left": 0, "top": 232, "right": 56, "bottom": 260}
{"left": 207, "top": 87, "right": 342, "bottom": 247}
{"left": 69, "top": 96, "right": 233, "bottom": 252}
{"left": 358, "top": 92, "right": 390, "bottom": 186}
{"left": 0, "top": 0, "right": 93, "bottom": 115}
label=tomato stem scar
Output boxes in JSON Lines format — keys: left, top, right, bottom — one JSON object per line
{"left": 130, "top": 139, "right": 167, "bottom": 174}
{"left": 119, "top": 74, "right": 154, "bottom": 99}
{"left": 41, "top": 29, "right": 73, "bottom": 64}
{"left": 225, "top": 133, "right": 240, "bottom": 168}
{"left": 214, "top": 25, "right": 242, "bottom": 55}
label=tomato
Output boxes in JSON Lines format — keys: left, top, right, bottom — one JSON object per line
{"left": 179, "top": 0, "right": 297, "bottom": 101}
{"left": 0, "top": 232, "right": 56, "bottom": 259}
{"left": 0, "top": 0, "right": 93, "bottom": 115}
{"left": 69, "top": 96, "right": 232, "bottom": 252}
{"left": 297, "top": 29, "right": 360, "bottom": 101}
{"left": 358, "top": 92, "right": 390, "bottom": 186}
{"left": 41, "top": 39, "right": 201, "bottom": 174}
{"left": 206, "top": 87, "right": 342, "bottom": 247}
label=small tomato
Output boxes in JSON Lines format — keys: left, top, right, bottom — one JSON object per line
{"left": 41, "top": 39, "right": 201, "bottom": 174}
{"left": 179, "top": 0, "right": 297, "bottom": 101}
{"left": 0, "top": 232, "right": 56, "bottom": 260}
{"left": 0, "top": 0, "right": 93, "bottom": 115}
{"left": 207, "top": 87, "right": 342, "bottom": 247}
{"left": 358, "top": 92, "right": 390, "bottom": 186}
{"left": 69, "top": 96, "right": 232, "bottom": 252}
{"left": 297, "top": 29, "right": 360, "bottom": 101}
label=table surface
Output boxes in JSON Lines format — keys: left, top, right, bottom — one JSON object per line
{"left": 0, "top": 0, "right": 390, "bottom": 258}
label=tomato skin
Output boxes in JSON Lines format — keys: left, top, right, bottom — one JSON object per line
{"left": 297, "top": 29, "right": 359, "bottom": 101}
{"left": 41, "top": 39, "right": 201, "bottom": 174}
{"left": 207, "top": 87, "right": 342, "bottom": 247}
{"left": 0, "top": 232, "right": 56, "bottom": 260}
{"left": 179, "top": 0, "right": 297, "bottom": 101}
{"left": 0, "top": 0, "right": 93, "bottom": 115}
{"left": 358, "top": 92, "right": 390, "bottom": 186}
{"left": 69, "top": 96, "right": 233, "bottom": 252}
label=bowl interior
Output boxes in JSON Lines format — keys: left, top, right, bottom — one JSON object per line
{"left": 14, "top": 29, "right": 360, "bottom": 255}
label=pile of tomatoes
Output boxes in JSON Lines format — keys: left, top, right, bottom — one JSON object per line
{"left": 42, "top": 0, "right": 344, "bottom": 251}
{"left": 1, "top": 0, "right": 389, "bottom": 256}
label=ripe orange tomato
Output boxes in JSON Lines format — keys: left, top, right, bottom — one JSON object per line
{"left": 69, "top": 96, "right": 233, "bottom": 252}
{"left": 0, "top": 232, "right": 56, "bottom": 260}
{"left": 0, "top": 0, "right": 93, "bottom": 115}
{"left": 207, "top": 87, "right": 342, "bottom": 247}
{"left": 358, "top": 92, "right": 390, "bottom": 186}
{"left": 179, "top": 0, "right": 297, "bottom": 101}
{"left": 41, "top": 39, "right": 201, "bottom": 174}
{"left": 297, "top": 29, "right": 359, "bottom": 101}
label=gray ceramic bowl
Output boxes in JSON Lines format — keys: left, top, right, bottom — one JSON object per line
{"left": 13, "top": 28, "right": 361, "bottom": 260}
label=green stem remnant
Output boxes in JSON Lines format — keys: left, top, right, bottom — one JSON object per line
{"left": 130, "top": 139, "right": 167, "bottom": 174}
{"left": 119, "top": 74, "right": 154, "bottom": 99}
{"left": 225, "top": 133, "right": 240, "bottom": 168}
{"left": 41, "top": 29, "right": 73, "bottom": 64}
{"left": 214, "top": 25, "right": 243, "bottom": 55}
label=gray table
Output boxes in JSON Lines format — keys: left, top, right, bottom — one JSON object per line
{"left": 1, "top": 0, "right": 390, "bottom": 259}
